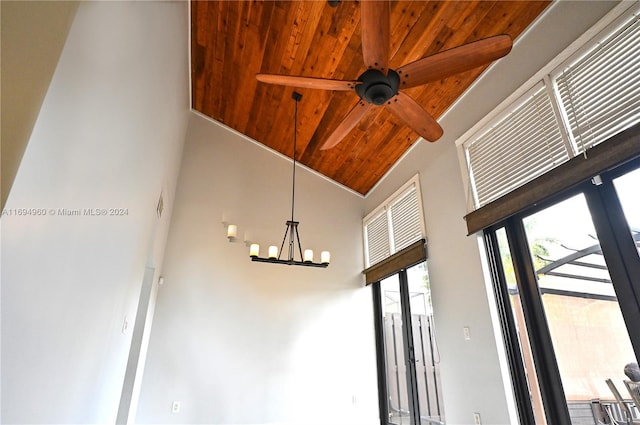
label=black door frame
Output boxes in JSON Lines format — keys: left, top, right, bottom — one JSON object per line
{"left": 373, "top": 264, "right": 438, "bottom": 425}
{"left": 485, "top": 157, "right": 640, "bottom": 424}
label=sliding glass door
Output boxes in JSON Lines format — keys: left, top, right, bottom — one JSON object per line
{"left": 374, "top": 262, "right": 444, "bottom": 425}
{"left": 486, "top": 158, "right": 640, "bottom": 425}
{"left": 612, "top": 166, "right": 640, "bottom": 264}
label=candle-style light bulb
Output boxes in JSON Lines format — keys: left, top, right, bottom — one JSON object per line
{"left": 227, "top": 224, "right": 238, "bottom": 239}
{"left": 321, "top": 251, "right": 331, "bottom": 264}
{"left": 268, "top": 246, "right": 278, "bottom": 259}
{"left": 304, "top": 249, "right": 314, "bottom": 263}
{"left": 249, "top": 244, "right": 260, "bottom": 258}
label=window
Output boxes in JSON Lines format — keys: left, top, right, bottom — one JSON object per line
{"left": 466, "top": 84, "right": 567, "bottom": 206}
{"left": 365, "top": 176, "right": 441, "bottom": 424}
{"left": 462, "top": 3, "right": 640, "bottom": 210}
{"left": 554, "top": 15, "right": 640, "bottom": 153}
{"left": 364, "top": 175, "right": 426, "bottom": 268}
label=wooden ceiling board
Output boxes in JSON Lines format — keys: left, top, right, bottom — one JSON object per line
{"left": 191, "top": 0, "right": 551, "bottom": 195}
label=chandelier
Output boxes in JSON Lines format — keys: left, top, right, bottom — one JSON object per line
{"left": 248, "top": 92, "right": 330, "bottom": 268}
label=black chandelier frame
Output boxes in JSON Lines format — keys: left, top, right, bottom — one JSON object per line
{"left": 250, "top": 92, "right": 329, "bottom": 268}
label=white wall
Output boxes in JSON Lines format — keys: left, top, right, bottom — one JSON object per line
{"left": 0, "top": 1, "right": 79, "bottom": 209}
{"left": 135, "top": 113, "right": 379, "bottom": 424}
{"left": 1, "top": 2, "right": 189, "bottom": 423}
{"left": 365, "top": 2, "right": 620, "bottom": 425}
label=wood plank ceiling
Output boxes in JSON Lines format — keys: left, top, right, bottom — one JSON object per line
{"left": 192, "top": 0, "right": 551, "bottom": 195}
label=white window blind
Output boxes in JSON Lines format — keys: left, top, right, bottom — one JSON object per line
{"left": 365, "top": 210, "right": 391, "bottom": 267}
{"left": 462, "top": 4, "right": 640, "bottom": 210}
{"left": 555, "top": 14, "right": 640, "bottom": 153}
{"left": 390, "top": 185, "right": 422, "bottom": 252}
{"left": 364, "top": 176, "right": 426, "bottom": 268}
{"left": 467, "top": 85, "right": 568, "bottom": 207}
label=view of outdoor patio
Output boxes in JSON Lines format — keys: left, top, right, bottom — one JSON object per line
{"left": 496, "top": 167, "right": 640, "bottom": 424}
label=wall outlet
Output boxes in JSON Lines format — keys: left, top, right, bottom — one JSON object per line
{"left": 473, "top": 412, "right": 482, "bottom": 424}
{"left": 171, "top": 401, "right": 181, "bottom": 413}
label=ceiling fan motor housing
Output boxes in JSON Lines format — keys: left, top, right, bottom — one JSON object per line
{"left": 356, "top": 69, "right": 400, "bottom": 105}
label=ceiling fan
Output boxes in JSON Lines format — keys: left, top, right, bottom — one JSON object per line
{"left": 256, "top": 0, "right": 513, "bottom": 150}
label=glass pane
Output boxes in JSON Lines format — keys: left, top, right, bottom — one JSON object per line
{"left": 407, "top": 263, "right": 444, "bottom": 425}
{"left": 495, "top": 228, "right": 547, "bottom": 425}
{"left": 381, "top": 274, "right": 412, "bottom": 425}
{"left": 522, "top": 194, "right": 636, "bottom": 423}
{"left": 613, "top": 166, "right": 640, "bottom": 259}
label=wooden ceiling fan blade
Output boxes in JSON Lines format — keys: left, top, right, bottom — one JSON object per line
{"left": 361, "top": 0, "right": 390, "bottom": 72}
{"left": 320, "top": 101, "right": 372, "bottom": 150}
{"left": 386, "top": 92, "right": 443, "bottom": 142}
{"left": 397, "top": 35, "right": 513, "bottom": 89}
{"left": 256, "top": 74, "right": 359, "bottom": 91}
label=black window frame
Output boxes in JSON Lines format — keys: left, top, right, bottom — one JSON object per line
{"left": 366, "top": 239, "right": 443, "bottom": 425}
{"left": 374, "top": 267, "right": 445, "bottom": 425}
{"left": 484, "top": 156, "right": 640, "bottom": 425}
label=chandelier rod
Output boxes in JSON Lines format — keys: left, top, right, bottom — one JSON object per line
{"left": 280, "top": 91, "right": 303, "bottom": 263}
{"left": 291, "top": 91, "right": 300, "bottom": 226}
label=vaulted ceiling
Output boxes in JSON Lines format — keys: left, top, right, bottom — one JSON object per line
{"left": 191, "top": 1, "right": 550, "bottom": 195}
